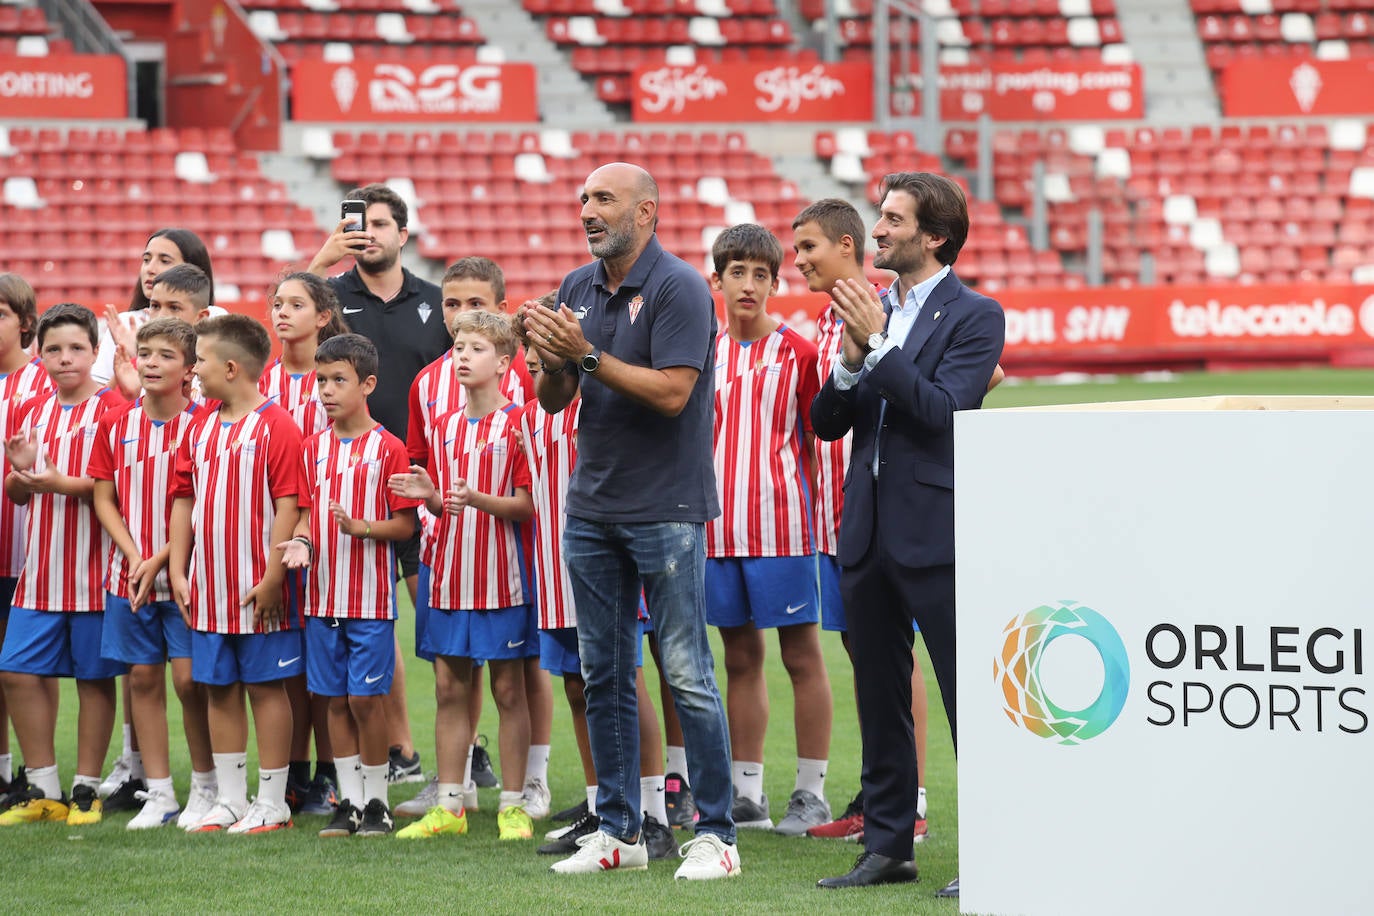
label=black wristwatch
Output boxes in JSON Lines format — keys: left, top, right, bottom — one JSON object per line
{"left": 580, "top": 346, "right": 602, "bottom": 373}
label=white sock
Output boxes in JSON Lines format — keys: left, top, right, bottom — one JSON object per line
{"left": 795, "top": 758, "right": 828, "bottom": 799}
{"left": 641, "top": 775, "right": 667, "bottom": 824}
{"left": 462, "top": 745, "right": 475, "bottom": 785}
{"left": 121, "top": 723, "right": 133, "bottom": 759}
{"left": 28, "top": 764, "right": 59, "bottom": 800}
{"left": 498, "top": 789, "right": 524, "bottom": 811}
{"left": 191, "top": 769, "right": 217, "bottom": 793}
{"left": 665, "top": 745, "right": 689, "bottom": 781}
{"left": 129, "top": 750, "right": 146, "bottom": 781}
{"left": 917, "top": 786, "right": 927, "bottom": 820}
{"left": 733, "top": 760, "right": 764, "bottom": 804}
{"left": 147, "top": 775, "right": 175, "bottom": 801}
{"left": 361, "top": 763, "right": 388, "bottom": 806}
{"left": 438, "top": 782, "right": 464, "bottom": 813}
{"left": 335, "top": 754, "right": 363, "bottom": 806}
{"left": 586, "top": 785, "right": 598, "bottom": 815}
{"left": 0, "top": 753, "right": 11, "bottom": 784}
{"left": 214, "top": 752, "right": 249, "bottom": 807}
{"left": 72, "top": 773, "right": 101, "bottom": 793}
{"left": 258, "top": 766, "right": 288, "bottom": 808}
{"left": 525, "top": 744, "right": 550, "bottom": 784}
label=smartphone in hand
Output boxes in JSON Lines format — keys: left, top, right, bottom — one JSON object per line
{"left": 341, "top": 199, "right": 367, "bottom": 242}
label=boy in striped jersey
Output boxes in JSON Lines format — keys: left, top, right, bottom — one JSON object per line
{"left": 0, "top": 303, "right": 127, "bottom": 826}
{"left": 0, "top": 274, "right": 48, "bottom": 798}
{"left": 91, "top": 318, "right": 216, "bottom": 830}
{"left": 389, "top": 310, "right": 535, "bottom": 842}
{"left": 168, "top": 314, "right": 304, "bottom": 835}
{"left": 705, "top": 225, "right": 834, "bottom": 836}
{"left": 281, "top": 334, "right": 418, "bottom": 838}
{"left": 401, "top": 258, "right": 544, "bottom": 814}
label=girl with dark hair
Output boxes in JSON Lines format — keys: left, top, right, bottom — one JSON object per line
{"left": 96, "top": 229, "right": 217, "bottom": 387}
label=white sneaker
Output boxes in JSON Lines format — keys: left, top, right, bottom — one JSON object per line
{"left": 178, "top": 781, "right": 218, "bottom": 831}
{"left": 674, "top": 833, "right": 742, "bottom": 880}
{"left": 550, "top": 829, "right": 649, "bottom": 874}
{"left": 226, "top": 797, "right": 292, "bottom": 835}
{"left": 188, "top": 798, "right": 245, "bottom": 833}
{"left": 127, "top": 789, "right": 181, "bottom": 830}
{"left": 99, "top": 755, "right": 133, "bottom": 799}
{"left": 522, "top": 776, "right": 551, "bottom": 820}
{"left": 462, "top": 780, "right": 479, "bottom": 812}
{"left": 395, "top": 775, "right": 438, "bottom": 818}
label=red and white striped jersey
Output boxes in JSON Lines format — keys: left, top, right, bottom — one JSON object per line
{"left": 259, "top": 358, "right": 330, "bottom": 438}
{"left": 425, "top": 403, "right": 530, "bottom": 612}
{"left": 519, "top": 397, "right": 580, "bottom": 630}
{"left": 297, "top": 424, "right": 419, "bottom": 620}
{"left": 171, "top": 401, "right": 304, "bottom": 633}
{"left": 88, "top": 398, "right": 205, "bottom": 603}
{"left": 0, "top": 359, "right": 51, "bottom": 578}
{"left": 812, "top": 306, "right": 852, "bottom": 558}
{"left": 406, "top": 350, "right": 534, "bottom": 557}
{"left": 12, "top": 387, "right": 125, "bottom": 612}
{"left": 707, "top": 326, "right": 818, "bottom": 559}
{"left": 405, "top": 351, "right": 535, "bottom": 466}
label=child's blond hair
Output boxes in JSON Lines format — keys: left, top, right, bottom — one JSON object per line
{"left": 451, "top": 309, "right": 518, "bottom": 360}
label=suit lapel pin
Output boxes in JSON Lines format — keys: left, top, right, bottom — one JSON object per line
{"left": 933, "top": 311, "right": 941, "bottom": 320}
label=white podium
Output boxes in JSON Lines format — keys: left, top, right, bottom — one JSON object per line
{"left": 954, "top": 396, "right": 1374, "bottom": 916}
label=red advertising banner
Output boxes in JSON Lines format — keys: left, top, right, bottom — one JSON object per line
{"left": 1221, "top": 57, "right": 1374, "bottom": 117}
{"left": 913, "top": 63, "right": 1144, "bottom": 121}
{"left": 632, "top": 62, "right": 873, "bottom": 122}
{"left": 0, "top": 54, "right": 126, "bottom": 119}
{"left": 291, "top": 60, "right": 538, "bottom": 122}
{"left": 752, "top": 283, "right": 1374, "bottom": 367}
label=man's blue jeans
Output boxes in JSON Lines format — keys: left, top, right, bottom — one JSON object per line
{"left": 564, "top": 516, "right": 736, "bottom": 844}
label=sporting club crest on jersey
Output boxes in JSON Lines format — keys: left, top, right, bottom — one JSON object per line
{"left": 417, "top": 302, "right": 433, "bottom": 325}
{"left": 628, "top": 295, "right": 644, "bottom": 325}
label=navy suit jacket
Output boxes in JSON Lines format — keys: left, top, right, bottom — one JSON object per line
{"left": 810, "top": 271, "right": 1005, "bottom": 570}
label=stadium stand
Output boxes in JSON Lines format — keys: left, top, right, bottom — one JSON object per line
{"left": 0, "top": 0, "right": 74, "bottom": 56}
{"left": 937, "top": 119, "right": 1374, "bottom": 287}
{"left": 529, "top": 0, "right": 802, "bottom": 104}
{"left": 241, "top": 0, "right": 485, "bottom": 63}
{"left": 322, "top": 127, "right": 816, "bottom": 297}
{"left": 816, "top": 127, "right": 1072, "bottom": 290}
{"left": 0, "top": 126, "right": 320, "bottom": 305}
{"left": 797, "top": 0, "right": 1127, "bottom": 67}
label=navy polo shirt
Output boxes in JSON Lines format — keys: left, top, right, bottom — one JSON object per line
{"left": 328, "top": 266, "right": 448, "bottom": 440}
{"left": 560, "top": 235, "right": 720, "bottom": 524}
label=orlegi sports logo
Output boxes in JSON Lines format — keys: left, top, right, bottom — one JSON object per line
{"left": 995, "top": 601, "right": 1130, "bottom": 745}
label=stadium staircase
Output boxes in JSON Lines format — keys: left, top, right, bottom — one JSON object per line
{"left": 1113, "top": 0, "right": 1219, "bottom": 122}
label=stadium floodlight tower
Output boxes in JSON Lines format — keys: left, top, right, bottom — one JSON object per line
{"left": 870, "top": 0, "right": 941, "bottom": 151}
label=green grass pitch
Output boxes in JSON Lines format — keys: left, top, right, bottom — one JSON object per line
{"left": 5, "top": 367, "right": 1373, "bottom": 913}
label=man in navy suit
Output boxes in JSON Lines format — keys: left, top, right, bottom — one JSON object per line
{"left": 813, "top": 172, "right": 1005, "bottom": 892}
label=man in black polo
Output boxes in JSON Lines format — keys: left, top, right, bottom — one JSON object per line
{"left": 308, "top": 181, "right": 449, "bottom": 781}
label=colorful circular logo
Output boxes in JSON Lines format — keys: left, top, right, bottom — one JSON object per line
{"left": 994, "top": 602, "right": 1130, "bottom": 745}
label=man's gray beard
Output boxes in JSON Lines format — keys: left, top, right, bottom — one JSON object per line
{"left": 590, "top": 231, "right": 634, "bottom": 261}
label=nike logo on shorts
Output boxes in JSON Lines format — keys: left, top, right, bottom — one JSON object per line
{"left": 785, "top": 603, "right": 807, "bottom": 615}
{"left": 277, "top": 656, "right": 301, "bottom": 668}
{"left": 364, "top": 673, "right": 384, "bottom": 684}
{"left": 506, "top": 639, "right": 525, "bottom": 649}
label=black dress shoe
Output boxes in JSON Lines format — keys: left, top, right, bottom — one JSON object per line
{"left": 935, "top": 875, "right": 960, "bottom": 898}
{"left": 817, "top": 851, "right": 919, "bottom": 889}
